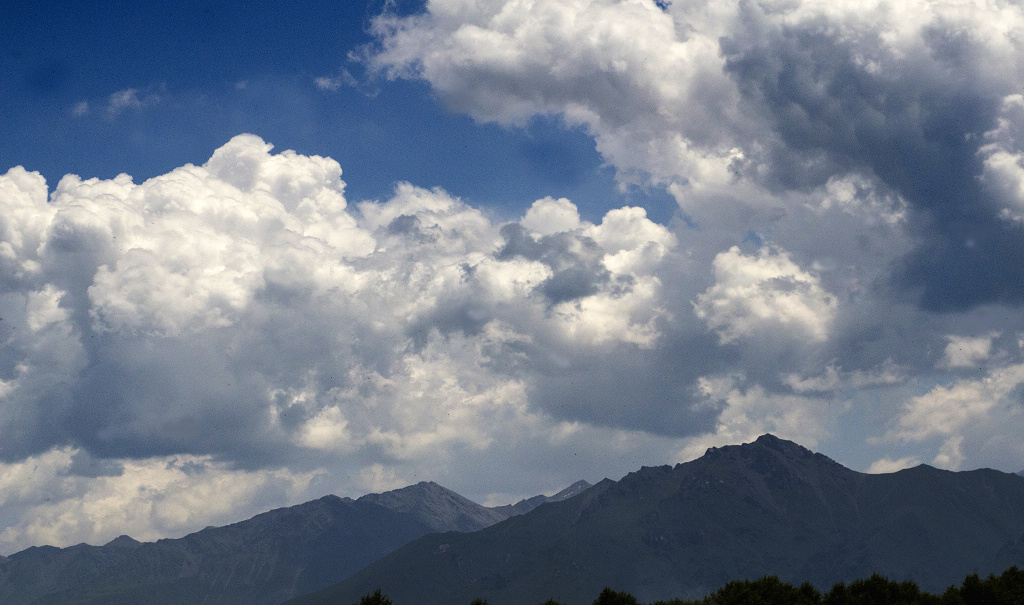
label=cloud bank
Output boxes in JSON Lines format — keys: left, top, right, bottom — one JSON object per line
{"left": 368, "top": 0, "right": 1024, "bottom": 309}
{"left": 0, "top": 134, "right": 695, "bottom": 552}
{"left": 364, "top": 0, "right": 1024, "bottom": 462}
{"left": 5, "top": 0, "right": 1024, "bottom": 553}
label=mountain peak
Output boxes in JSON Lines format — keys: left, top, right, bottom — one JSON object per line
{"left": 551, "top": 479, "right": 592, "bottom": 501}
{"left": 703, "top": 433, "right": 817, "bottom": 460}
{"left": 752, "top": 433, "right": 814, "bottom": 455}
{"left": 102, "top": 535, "right": 140, "bottom": 549}
{"left": 692, "top": 433, "right": 852, "bottom": 491}
{"left": 754, "top": 432, "right": 783, "bottom": 444}
{"left": 357, "top": 480, "right": 462, "bottom": 509}
{"left": 359, "top": 480, "right": 506, "bottom": 533}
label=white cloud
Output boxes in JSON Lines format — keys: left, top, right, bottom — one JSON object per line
{"left": 932, "top": 435, "right": 966, "bottom": 471}
{"left": 315, "top": 76, "right": 344, "bottom": 91}
{"left": 368, "top": 0, "right": 743, "bottom": 196}
{"left": 0, "top": 166, "right": 53, "bottom": 282}
{"left": 315, "top": 69, "right": 359, "bottom": 92}
{"left": 676, "top": 373, "right": 832, "bottom": 462}
{"left": 366, "top": 0, "right": 1024, "bottom": 225}
{"left": 942, "top": 333, "right": 1000, "bottom": 368}
{"left": 979, "top": 95, "right": 1024, "bottom": 222}
{"left": 0, "top": 135, "right": 702, "bottom": 549}
{"left": 866, "top": 456, "right": 920, "bottom": 474}
{"left": 889, "top": 364, "right": 1024, "bottom": 444}
{"left": 810, "top": 174, "right": 907, "bottom": 226}
{"left": 363, "top": 0, "right": 1024, "bottom": 322}
{"left": 0, "top": 447, "right": 319, "bottom": 554}
{"left": 693, "top": 246, "right": 837, "bottom": 344}
{"left": 883, "top": 363, "right": 1024, "bottom": 470}
{"left": 106, "top": 88, "right": 161, "bottom": 117}
{"left": 585, "top": 205, "right": 675, "bottom": 255}
{"left": 784, "top": 360, "right": 904, "bottom": 393}
{"left": 521, "top": 196, "right": 580, "bottom": 235}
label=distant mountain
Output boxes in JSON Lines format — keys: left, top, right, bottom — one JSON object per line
{"left": 359, "top": 480, "right": 510, "bottom": 533}
{"left": 291, "top": 435, "right": 1024, "bottom": 605}
{"left": 0, "top": 535, "right": 141, "bottom": 605}
{"left": 8, "top": 480, "right": 581, "bottom": 605}
{"left": 490, "top": 480, "right": 593, "bottom": 517}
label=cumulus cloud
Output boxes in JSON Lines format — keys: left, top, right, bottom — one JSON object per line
{"left": 889, "top": 364, "right": 1024, "bottom": 443}
{"left": 358, "top": 0, "right": 1024, "bottom": 480}
{"left": 521, "top": 196, "right": 580, "bottom": 236}
{"left": 675, "top": 373, "right": 835, "bottom": 462}
{"left": 11, "top": 0, "right": 1024, "bottom": 551}
{"left": 885, "top": 363, "right": 1024, "bottom": 470}
{"left": 368, "top": 0, "right": 743, "bottom": 193}
{"left": 0, "top": 136, "right": 707, "bottom": 550}
{"left": 0, "top": 447, "right": 319, "bottom": 553}
{"left": 693, "top": 245, "right": 837, "bottom": 344}
{"left": 367, "top": 0, "right": 1024, "bottom": 309}
{"left": 979, "top": 94, "right": 1024, "bottom": 220}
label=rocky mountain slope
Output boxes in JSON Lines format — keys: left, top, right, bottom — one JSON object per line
{"left": 3, "top": 480, "right": 585, "bottom": 605}
{"left": 291, "top": 435, "right": 1024, "bottom": 605}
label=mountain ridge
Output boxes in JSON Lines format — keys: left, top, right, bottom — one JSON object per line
{"left": 290, "top": 434, "right": 1024, "bottom": 605}
{"left": 2, "top": 480, "right": 586, "bottom": 605}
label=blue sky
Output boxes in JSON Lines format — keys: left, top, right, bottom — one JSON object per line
{"left": 3, "top": 0, "right": 1024, "bottom": 554}
{"left": 0, "top": 0, "right": 675, "bottom": 224}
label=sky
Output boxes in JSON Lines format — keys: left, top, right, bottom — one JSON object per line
{"left": 2, "top": 0, "right": 1024, "bottom": 555}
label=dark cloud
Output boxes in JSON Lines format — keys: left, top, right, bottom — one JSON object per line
{"left": 526, "top": 333, "right": 724, "bottom": 437}
{"left": 68, "top": 450, "right": 124, "bottom": 478}
{"left": 386, "top": 213, "right": 421, "bottom": 235}
{"left": 407, "top": 298, "right": 492, "bottom": 348}
{"left": 496, "top": 223, "right": 612, "bottom": 304}
{"left": 721, "top": 4, "right": 1024, "bottom": 311}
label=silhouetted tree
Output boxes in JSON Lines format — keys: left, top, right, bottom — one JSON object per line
{"left": 825, "top": 573, "right": 937, "bottom": 605}
{"left": 984, "top": 565, "right": 1024, "bottom": 604}
{"left": 592, "top": 587, "right": 641, "bottom": 605}
{"left": 355, "top": 589, "right": 393, "bottom": 605}
{"left": 707, "top": 576, "right": 820, "bottom": 605}
{"left": 637, "top": 565, "right": 1023, "bottom": 605}
{"left": 341, "top": 565, "right": 1024, "bottom": 605}
{"left": 941, "top": 566, "right": 1024, "bottom": 605}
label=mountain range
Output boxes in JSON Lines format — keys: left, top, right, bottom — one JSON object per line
{"left": 4, "top": 435, "right": 1024, "bottom": 605}
{"left": 290, "top": 435, "right": 1024, "bottom": 605}
{"left": 0, "top": 479, "right": 589, "bottom": 605}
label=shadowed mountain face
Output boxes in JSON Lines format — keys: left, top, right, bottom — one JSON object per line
{"left": 0, "top": 535, "right": 141, "bottom": 605}
{"left": 358, "top": 479, "right": 590, "bottom": 532}
{"left": 489, "top": 480, "right": 593, "bottom": 518}
{"left": 4, "top": 480, "right": 586, "bottom": 605}
{"left": 291, "top": 435, "right": 1024, "bottom": 605}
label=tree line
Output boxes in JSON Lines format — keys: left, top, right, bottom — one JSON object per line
{"left": 352, "top": 565, "right": 1024, "bottom": 605}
